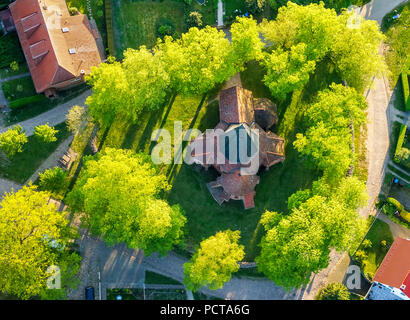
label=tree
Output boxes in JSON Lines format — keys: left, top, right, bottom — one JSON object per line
{"left": 66, "top": 148, "right": 186, "bottom": 256}
{"left": 330, "top": 10, "right": 386, "bottom": 92}
{"left": 230, "top": 16, "right": 264, "bottom": 68}
{"left": 316, "top": 283, "right": 350, "bottom": 300}
{"left": 257, "top": 176, "right": 367, "bottom": 289}
{"left": 245, "top": 0, "right": 266, "bottom": 13}
{"left": 0, "top": 125, "right": 27, "bottom": 158}
{"left": 293, "top": 84, "right": 367, "bottom": 183}
{"left": 0, "top": 185, "right": 80, "bottom": 299}
{"left": 186, "top": 11, "right": 203, "bottom": 29}
{"left": 34, "top": 123, "right": 58, "bottom": 143}
{"left": 158, "top": 26, "right": 236, "bottom": 95}
{"left": 183, "top": 230, "right": 245, "bottom": 291}
{"left": 10, "top": 60, "right": 19, "bottom": 72}
{"left": 66, "top": 105, "right": 88, "bottom": 134}
{"left": 38, "top": 167, "right": 69, "bottom": 195}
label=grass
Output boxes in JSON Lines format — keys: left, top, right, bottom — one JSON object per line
{"left": 4, "top": 84, "right": 89, "bottom": 125}
{"left": 113, "top": 0, "right": 185, "bottom": 58}
{"left": 91, "top": 58, "right": 340, "bottom": 261}
{"left": 0, "top": 33, "right": 25, "bottom": 69}
{"left": 0, "top": 62, "right": 29, "bottom": 79}
{"left": 0, "top": 123, "right": 71, "bottom": 184}
{"left": 1, "top": 76, "right": 37, "bottom": 101}
{"left": 107, "top": 288, "right": 144, "bottom": 300}
{"left": 357, "top": 219, "right": 394, "bottom": 280}
{"left": 144, "top": 288, "right": 186, "bottom": 300}
{"left": 383, "top": 3, "right": 410, "bottom": 86}
{"left": 145, "top": 271, "right": 182, "bottom": 285}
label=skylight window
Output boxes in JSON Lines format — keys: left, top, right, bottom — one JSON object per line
{"left": 62, "top": 27, "right": 69, "bottom": 33}
{"left": 68, "top": 48, "right": 76, "bottom": 54}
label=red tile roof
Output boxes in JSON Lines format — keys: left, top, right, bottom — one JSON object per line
{"left": 9, "top": 0, "right": 102, "bottom": 93}
{"left": 219, "top": 86, "right": 254, "bottom": 125}
{"left": 401, "top": 272, "right": 410, "bottom": 297}
{"left": 373, "top": 237, "right": 410, "bottom": 289}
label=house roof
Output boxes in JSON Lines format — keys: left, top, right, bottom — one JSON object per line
{"left": 9, "top": 0, "right": 102, "bottom": 93}
{"left": 401, "top": 272, "right": 410, "bottom": 297}
{"left": 219, "top": 86, "right": 254, "bottom": 125}
{"left": 365, "top": 281, "right": 410, "bottom": 300}
{"left": 373, "top": 237, "right": 410, "bottom": 289}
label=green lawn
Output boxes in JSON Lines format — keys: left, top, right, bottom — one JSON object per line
{"left": 94, "top": 58, "right": 342, "bottom": 260}
{"left": 383, "top": 3, "right": 410, "bottom": 86}
{"left": 0, "top": 123, "right": 70, "bottom": 184}
{"left": 113, "top": 0, "right": 185, "bottom": 58}
{"left": 357, "top": 219, "right": 394, "bottom": 280}
{"left": 145, "top": 271, "right": 182, "bottom": 285}
{"left": 1, "top": 76, "right": 37, "bottom": 101}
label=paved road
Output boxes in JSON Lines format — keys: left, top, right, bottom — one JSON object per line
{"left": 0, "top": 177, "right": 21, "bottom": 200}
{"left": 354, "top": 0, "right": 408, "bottom": 24}
{"left": 0, "top": 90, "right": 91, "bottom": 136}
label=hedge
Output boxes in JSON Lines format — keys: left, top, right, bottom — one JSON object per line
{"left": 105, "top": 0, "right": 115, "bottom": 56}
{"left": 387, "top": 197, "right": 410, "bottom": 223}
{"left": 394, "top": 124, "right": 407, "bottom": 163}
{"left": 402, "top": 72, "right": 410, "bottom": 111}
{"left": 9, "top": 95, "right": 47, "bottom": 110}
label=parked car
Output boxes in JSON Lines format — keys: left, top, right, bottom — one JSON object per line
{"left": 85, "top": 286, "right": 95, "bottom": 300}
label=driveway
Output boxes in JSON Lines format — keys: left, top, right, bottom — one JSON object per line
{"left": 378, "top": 213, "right": 410, "bottom": 239}
{"left": 354, "top": 0, "right": 408, "bottom": 24}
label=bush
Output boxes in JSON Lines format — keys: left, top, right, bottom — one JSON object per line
{"left": 9, "top": 95, "right": 47, "bottom": 110}
{"left": 402, "top": 72, "right": 410, "bottom": 111}
{"left": 394, "top": 124, "right": 407, "bottom": 163}
{"left": 316, "top": 283, "right": 350, "bottom": 300}
{"left": 0, "top": 125, "right": 27, "bottom": 158}
{"left": 34, "top": 123, "right": 59, "bottom": 144}
{"left": 186, "top": 11, "right": 203, "bottom": 28}
{"left": 39, "top": 167, "right": 69, "bottom": 195}
{"left": 156, "top": 18, "right": 175, "bottom": 39}
{"left": 69, "top": 7, "right": 79, "bottom": 15}
{"left": 386, "top": 197, "right": 410, "bottom": 223}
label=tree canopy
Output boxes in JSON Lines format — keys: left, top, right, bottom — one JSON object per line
{"left": 0, "top": 125, "right": 27, "bottom": 158}
{"left": 34, "top": 123, "right": 58, "bottom": 143}
{"left": 66, "top": 148, "right": 186, "bottom": 256}
{"left": 316, "top": 283, "right": 350, "bottom": 300}
{"left": 260, "top": 2, "right": 385, "bottom": 99}
{"left": 183, "top": 230, "right": 245, "bottom": 291}
{"left": 0, "top": 185, "right": 80, "bottom": 299}
{"left": 256, "top": 176, "right": 367, "bottom": 289}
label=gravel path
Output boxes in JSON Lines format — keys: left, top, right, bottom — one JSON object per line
{"left": 377, "top": 213, "right": 410, "bottom": 239}
{"left": 0, "top": 177, "right": 21, "bottom": 200}
{"left": 0, "top": 90, "right": 91, "bottom": 136}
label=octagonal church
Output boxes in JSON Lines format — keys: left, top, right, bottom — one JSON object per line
{"left": 188, "top": 86, "right": 285, "bottom": 209}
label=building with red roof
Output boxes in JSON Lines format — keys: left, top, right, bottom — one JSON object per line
{"left": 188, "top": 86, "right": 285, "bottom": 209}
{"left": 9, "top": 0, "right": 103, "bottom": 97}
{"left": 366, "top": 237, "right": 410, "bottom": 300}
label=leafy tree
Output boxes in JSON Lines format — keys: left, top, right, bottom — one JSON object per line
{"left": 0, "top": 185, "right": 80, "bottom": 299}
{"left": 38, "top": 167, "right": 69, "bottom": 195}
{"left": 245, "top": 0, "right": 266, "bottom": 13}
{"left": 86, "top": 59, "right": 130, "bottom": 126}
{"left": 183, "top": 230, "right": 245, "bottom": 291}
{"left": 0, "top": 125, "right": 27, "bottom": 158}
{"left": 66, "top": 148, "right": 186, "bottom": 256}
{"left": 257, "top": 176, "right": 367, "bottom": 289}
{"left": 316, "top": 283, "right": 350, "bottom": 300}
{"left": 330, "top": 10, "right": 386, "bottom": 92}
{"left": 230, "top": 16, "right": 264, "bottom": 68}
{"left": 66, "top": 105, "right": 88, "bottom": 134}
{"left": 396, "top": 147, "right": 410, "bottom": 163}
{"left": 10, "top": 61, "right": 19, "bottom": 72}
{"left": 186, "top": 11, "right": 203, "bottom": 29}
{"left": 158, "top": 26, "right": 236, "bottom": 95}
{"left": 34, "top": 123, "right": 58, "bottom": 143}
{"left": 294, "top": 84, "right": 367, "bottom": 183}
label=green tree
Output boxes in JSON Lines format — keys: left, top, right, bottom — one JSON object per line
{"left": 183, "top": 230, "right": 245, "bottom": 291}
{"left": 293, "top": 84, "right": 367, "bottom": 183}
{"left": 230, "top": 16, "right": 264, "bottom": 68}
{"left": 39, "top": 167, "right": 69, "bottom": 195}
{"left": 0, "top": 185, "right": 80, "bottom": 299}
{"left": 34, "top": 123, "right": 58, "bottom": 143}
{"left": 66, "top": 148, "right": 186, "bottom": 256}
{"left": 186, "top": 11, "right": 203, "bottom": 29}
{"left": 66, "top": 105, "right": 88, "bottom": 134}
{"left": 316, "top": 283, "right": 350, "bottom": 300}
{"left": 0, "top": 125, "right": 27, "bottom": 158}
{"left": 159, "top": 26, "right": 236, "bottom": 95}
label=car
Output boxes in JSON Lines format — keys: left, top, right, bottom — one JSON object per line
{"left": 85, "top": 286, "right": 95, "bottom": 300}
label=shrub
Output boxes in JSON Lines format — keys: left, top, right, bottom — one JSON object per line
{"left": 39, "top": 167, "right": 68, "bottom": 195}
{"left": 34, "top": 123, "right": 59, "bottom": 143}
{"left": 69, "top": 7, "right": 79, "bottom": 15}
{"left": 156, "top": 18, "right": 175, "bottom": 39}
{"left": 186, "top": 11, "right": 203, "bottom": 29}
{"left": 0, "top": 125, "right": 28, "bottom": 158}
{"left": 386, "top": 197, "right": 410, "bottom": 223}
{"left": 66, "top": 105, "right": 88, "bottom": 133}
{"left": 316, "top": 283, "right": 350, "bottom": 300}
{"left": 9, "top": 95, "right": 47, "bottom": 109}
{"left": 394, "top": 124, "right": 407, "bottom": 163}
{"left": 10, "top": 61, "right": 19, "bottom": 72}
{"left": 402, "top": 72, "right": 410, "bottom": 111}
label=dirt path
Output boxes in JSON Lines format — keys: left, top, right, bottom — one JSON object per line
{"left": 377, "top": 213, "right": 410, "bottom": 239}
